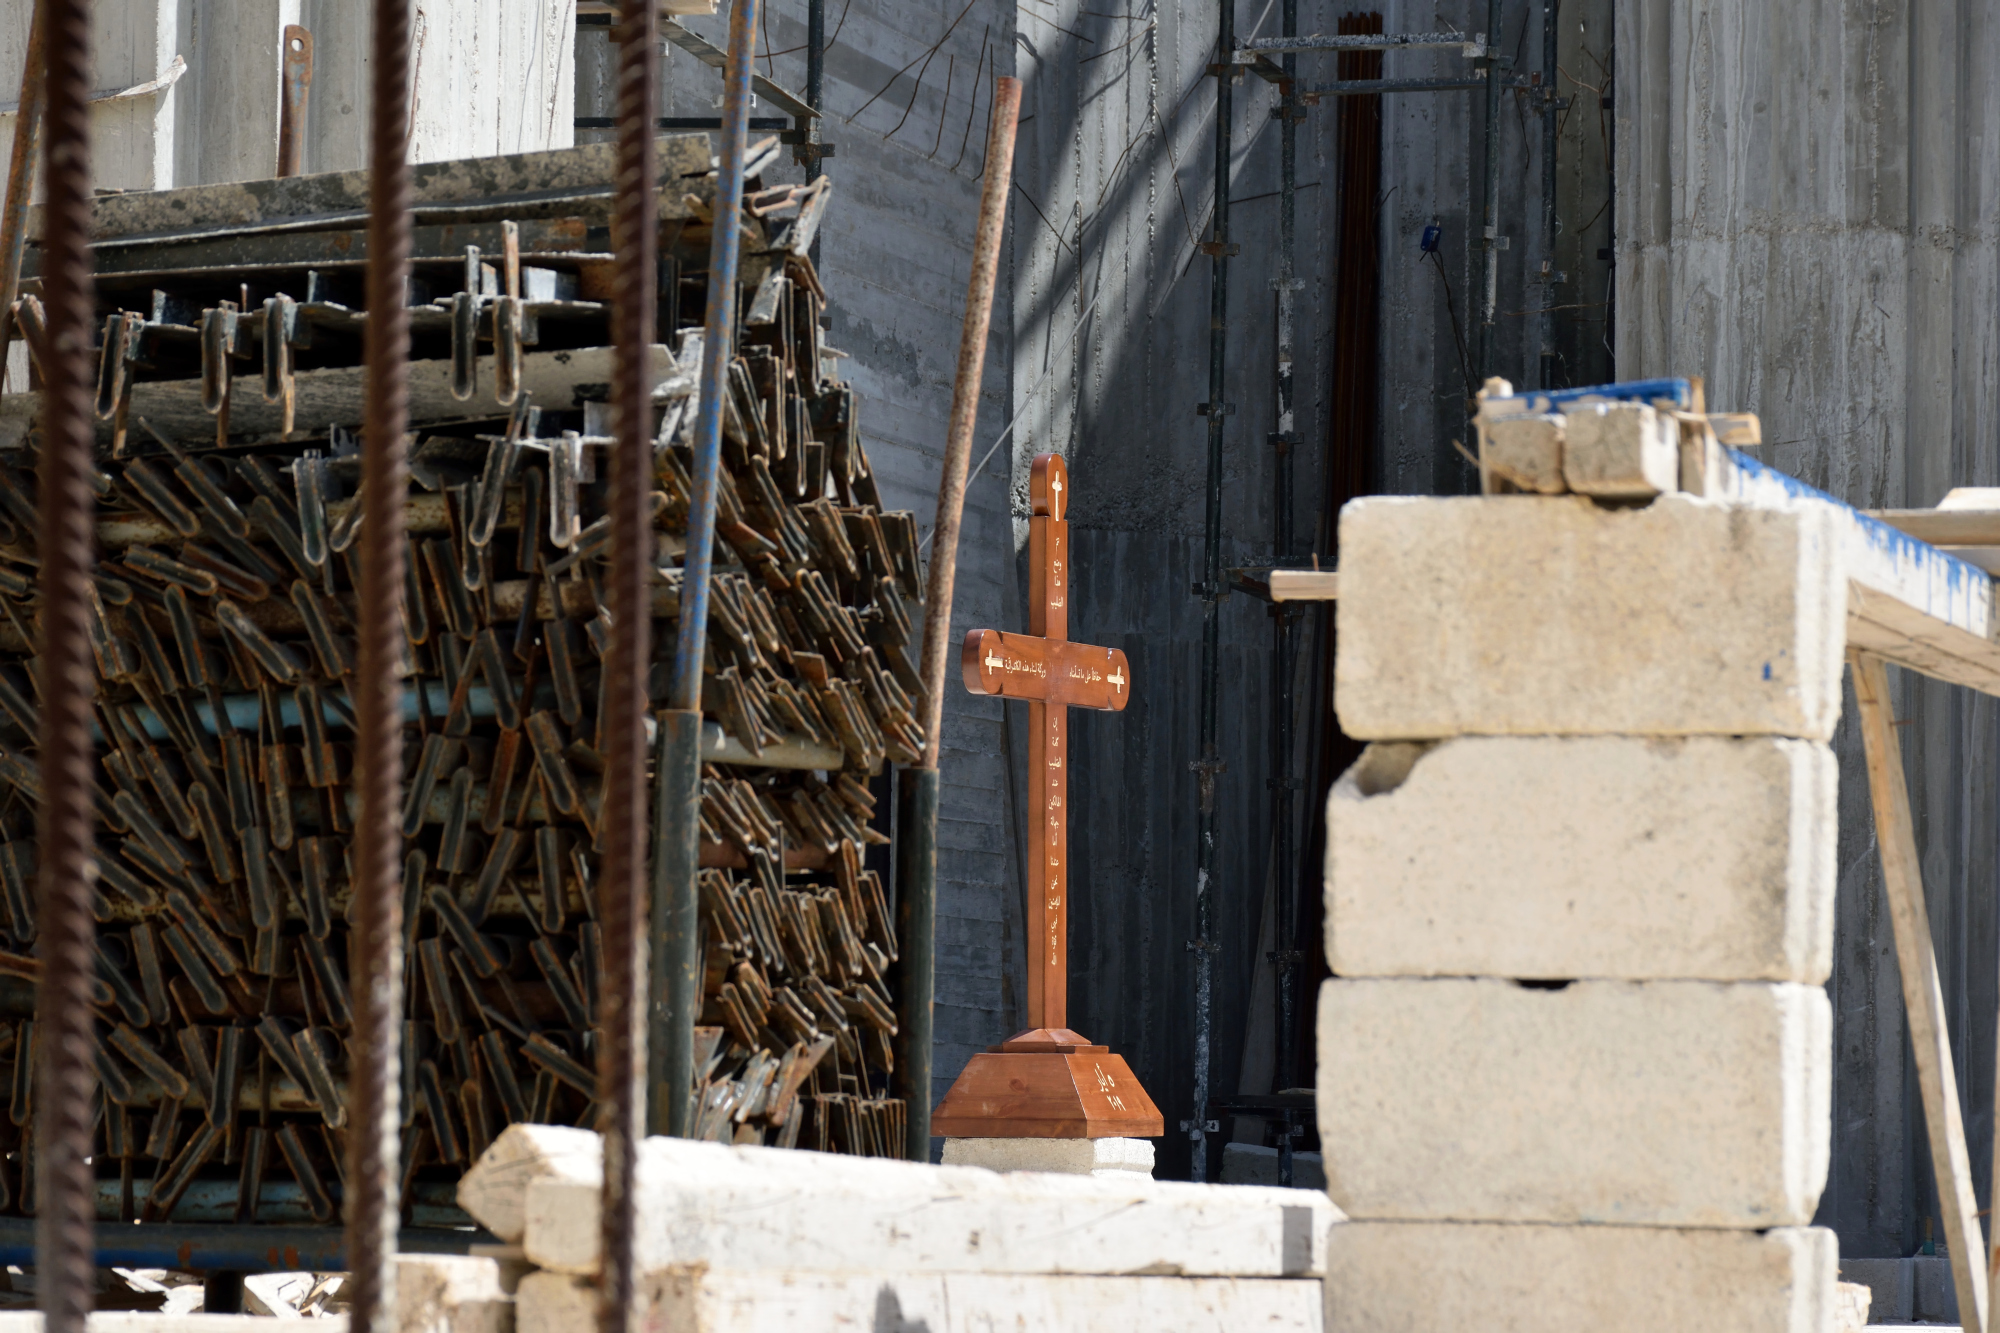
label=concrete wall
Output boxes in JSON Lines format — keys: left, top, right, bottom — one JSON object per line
{"left": 0, "top": 0, "right": 573, "bottom": 192}
{"left": 1617, "top": 0, "right": 2000, "bottom": 1258}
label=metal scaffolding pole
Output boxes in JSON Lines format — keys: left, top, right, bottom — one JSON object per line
{"left": 1538, "top": 0, "right": 1559, "bottom": 390}
{"left": 1186, "top": 0, "right": 1236, "bottom": 1187}
{"left": 1472, "top": 0, "right": 1505, "bottom": 398}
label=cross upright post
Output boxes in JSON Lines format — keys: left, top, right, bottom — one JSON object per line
{"left": 932, "top": 453, "right": 1163, "bottom": 1141}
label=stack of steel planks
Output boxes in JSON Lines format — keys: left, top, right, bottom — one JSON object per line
{"left": 0, "top": 133, "right": 920, "bottom": 1229}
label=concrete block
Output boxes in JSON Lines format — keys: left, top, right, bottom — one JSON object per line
{"left": 1317, "top": 978, "right": 1830, "bottom": 1226}
{"left": 398, "top": 1255, "right": 514, "bottom": 1333}
{"left": 1911, "top": 1256, "right": 1957, "bottom": 1323}
{"left": 521, "top": 1134, "right": 1337, "bottom": 1277}
{"left": 455, "top": 1123, "right": 601, "bottom": 1243}
{"left": 1481, "top": 413, "right": 1567, "bottom": 494}
{"left": 1325, "top": 1222, "right": 1836, "bottom": 1333}
{"left": 1326, "top": 735, "right": 1837, "bottom": 982}
{"left": 1834, "top": 1281, "right": 1873, "bottom": 1332}
{"left": 1334, "top": 494, "right": 1846, "bottom": 741}
{"left": 518, "top": 1268, "right": 1324, "bottom": 1333}
{"left": 1562, "top": 400, "right": 1679, "bottom": 497}
{"left": 1836, "top": 1258, "right": 1912, "bottom": 1323}
{"left": 942, "top": 1135, "right": 1154, "bottom": 1176}
{"left": 1221, "top": 1142, "right": 1326, "bottom": 1191}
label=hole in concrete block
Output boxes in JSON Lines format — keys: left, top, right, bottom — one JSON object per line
{"left": 1515, "top": 979, "right": 1575, "bottom": 991}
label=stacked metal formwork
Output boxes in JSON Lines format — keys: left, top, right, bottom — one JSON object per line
{"left": 0, "top": 118, "right": 919, "bottom": 1253}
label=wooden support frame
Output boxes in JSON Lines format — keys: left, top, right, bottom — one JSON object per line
{"left": 1853, "top": 652, "right": 1988, "bottom": 1332}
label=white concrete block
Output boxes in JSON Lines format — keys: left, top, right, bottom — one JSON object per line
{"left": 397, "top": 1256, "right": 513, "bottom": 1333}
{"left": 518, "top": 1267, "right": 1323, "bottom": 1333}
{"left": 1334, "top": 494, "right": 1846, "bottom": 740}
{"left": 1562, "top": 400, "right": 1679, "bottom": 497}
{"left": 1480, "top": 413, "right": 1567, "bottom": 494}
{"left": 1324, "top": 1222, "right": 1836, "bottom": 1333}
{"left": 455, "top": 1123, "right": 601, "bottom": 1243}
{"left": 522, "top": 1135, "right": 1336, "bottom": 1277}
{"left": 1326, "top": 735, "right": 1837, "bottom": 982}
{"left": 1833, "top": 1281, "right": 1873, "bottom": 1332}
{"left": 1317, "top": 978, "right": 1830, "bottom": 1226}
{"left": 942, "top": 1135, "right": 1155, "bottom": 1177}
{"left": 1836, "top": 1258, "right": 1912, "bottom": 1323}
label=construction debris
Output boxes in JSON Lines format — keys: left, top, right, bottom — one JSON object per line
{"left": 0, "top": 135, "right": 919, "bottom": 1227}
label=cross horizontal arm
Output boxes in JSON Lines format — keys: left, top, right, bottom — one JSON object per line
{"left": 961, "top": 630, "right": 1131, "bottom": 711}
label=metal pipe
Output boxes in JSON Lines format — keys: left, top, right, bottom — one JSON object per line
{"left": 1188, "top": 0, "right": 1234, "bottom": 1186}
{"left": 277, "top": 25, "right": 314, "bottom": 178}
{"left": 31, "top": 3, "right": 97, "bottom": 1331}
{"left": 600, "top": 1, "right": 660, "bottom": 1330}
{"left": 347, "top": 0, "right": 415, "bottom": 1328}
{"left": 1472, "top": 0, "right": 1504, "bottom": 410}
{"left": 1236, "top": 31, "right": 1475, "bottom": 53}
{"left": 653, "top": 0, "right": 757, "bottom": 1161}
{"left": 1267, "top": 0, "right": 1300, "bottom": 1188}
{"left": 804, "top": 0, "right": 825, "bottom": 264}
{"left": 0, "top": 1, "right": 46, "bottom": 386}
{"left": 902, "top": 75, "right": 1020, "bottom": 1161}
{"left": 893, "top": 766, "right": 939, "bottom": 1160}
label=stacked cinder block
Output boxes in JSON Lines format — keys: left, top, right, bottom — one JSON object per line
{"left": 1319, "top": 383, "right": 1843, "bottom": 1332}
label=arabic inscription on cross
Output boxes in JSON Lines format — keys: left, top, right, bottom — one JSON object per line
{"left": 962, "top": 453, "right": 1129, "bottom": 1037}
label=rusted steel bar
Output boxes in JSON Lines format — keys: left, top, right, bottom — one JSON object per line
{"left": 346, "top": 0, "right": 414, "bottom": 1329}
{"left": 916, "top": 76, "right": 1020, "bottom": 770}
{"left": 0, "top": 1, "right": 47, "bottom": 340}
{"left": 895, "top": 76, "right": 1019, "bottom": 1162}
{"left": 277, "top": 25, "right": 314, "bottom": 179}
{"left": 653, "top": 0, "right": 759, "bottom": 1151}
{"left": 32, "top": 2, "right": 98, "bottom": 1331}
{"left": 598, "top": 0, "right": 658, "bottom": 1329}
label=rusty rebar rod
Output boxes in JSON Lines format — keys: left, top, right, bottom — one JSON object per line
{"left": 346, "top": 0, "right": 414, "bottom": 1328}
{"left": 32, "top": 2, "right": 97, "bottom": 1331}
{"left": 916, "top": 76, "right": 1020, "bottom": 770}
{"left": 598, "top": 0, "right": 659, "bottom": 1328}
{"left": 893, "top": 78, "right": 1019, "bottom": 1162}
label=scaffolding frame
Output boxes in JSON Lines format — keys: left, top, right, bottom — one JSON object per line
{"left": 1191, "top": 0, "right": 1566, "bottom": 1186}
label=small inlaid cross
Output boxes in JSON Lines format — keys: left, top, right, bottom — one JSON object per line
{"left": 962, "top": 453, "right": 1129, "bottom": 1043}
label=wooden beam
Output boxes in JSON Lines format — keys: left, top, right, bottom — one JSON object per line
{"left": 1853, "top": 652, "right": 1988, "bottom": 1332}
{"left": 1268, "top": 569, "right": 1340, "bottom": 601}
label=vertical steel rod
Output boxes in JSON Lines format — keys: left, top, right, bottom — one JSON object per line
{"left": 1538, "top": 0, "right": 1558, "bottom": 390}
{"left": 347, "top": 0, "right": 414, "bottom": 1329}
{"left": 1473, "top": 0, "right": 1504, "bottom": 395}
{"left": 32, "top": 2, "right": 96, "bottom": 1331}
{"left": 1267, "top": 0, "right": 1299, "bottom": 1189}
{"left": 0, "top": 1, "right": 46, "bottom": 327}
{"left": 600, "top": 1, "right": 659, "bottom": 1330}
{"left": 903, "top": 76, "right": 1020, "bottom": 1160}
{"left": 1189, "top": 0, "right": 1233, "bottom": 1185}
{"left": 804, "top": 0, "right": 826, "bottom": 266}
{"left": 654, "top": 0, "right": 759, "bottom": 1150}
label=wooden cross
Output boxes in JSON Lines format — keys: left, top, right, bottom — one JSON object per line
{"left": 961, "top": 453, "right": 1129, "bottom": 1041}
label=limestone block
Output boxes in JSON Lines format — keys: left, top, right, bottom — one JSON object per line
{"left": 1562, "top": 400, "right": 1679, "bottom": 497}
{"left": 1481, "top": 413, "right": 1567, "bottom": 494}
{"left": 942, "top": 1135, "right": 1155, "bottom": 1176}
{"left": 518, "top": 1268, "right": 1324, "bottom": 1333}
{"left": 1333, "top": 494, "right": 1846, "bottom": 740}
{"left": 1326, "top": 735, "right": 1837, "bottom": 982}
{"left": 1324, "top": 1222, "right": 1836, "bottom": 1333}
{"left": 1836, "top": 1259, "right": 1912, "bottom": 1323}
{"left": 1317, "top": 978, "right": 1830, "bottom": 1226}
{"left": 398, "top": 1255, "right": 514, "bottom": 1333}
{"left": 456, "top": 1123, "right": 601, "bottom": 1243}
{"left": 522, "top": 1135, "right": 1336, "bottom": 1277}
{"left": 1833, "top": 1281, "right": 1873, "bottom": 1332}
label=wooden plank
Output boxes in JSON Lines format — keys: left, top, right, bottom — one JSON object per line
{"left": 1852, "top": 652, "right": 1988, "bottom": 1333}
{"left": 1868, "top": 510, "right": 2000, "bottom": 547}
{"left": 1269, "top": 569, "right": 1340, "bottom": 601}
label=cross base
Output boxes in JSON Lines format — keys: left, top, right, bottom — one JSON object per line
{"left": 932, "top": 1041, "right": 1165, "bottom": 1140}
